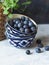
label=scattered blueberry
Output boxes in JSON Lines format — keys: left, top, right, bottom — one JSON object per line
{"left": 26, "top": 50, "right": 31, "bottom": 55}
{"left": 45, "top": 46, "right": 49, "bottom": 51}
{"left": 21, "top": 16, "right": 25, "bottom": 21}
{"left": 35, "top": 47, "right": 41, "bottom": 53}
{"left": 36, "top": 39, "right": 42, "bottom": 44}
{"left": 38, "top": 43, "right": 43, "bottom": 48}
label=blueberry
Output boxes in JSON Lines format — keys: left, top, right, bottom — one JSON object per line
{"left": 25, "top": 29, "right": 29, "bottom": 34}
{"left": 18, "top": 23, "right": 22, "bottom": 28}
{"left": 36, "top": 39, "right": 42, "bottom": 44}
{"left": 21, "top": 16, "right": 25, "bottom": 21}
{"left": 15, "top": 20, "right": 20, "bottom": 25}
{"left": 26, "top": 50, "right": 31, "bottom": 55}
{"left": 38, "top": 43, "right": 43, "bottom": 48}
{"left": 25, "top": 17, "right": 29, "bottom": 21}
{"left": 45, "top": 46, "right": 49, "bottom": 51}
{"left": 35, "top": 47, "right": 41, "bottom": 53}
{"left": 23, "top": 25, "right": 28, "bottom": 29}
{"left": 14, "top": 24, "right": 18, "bottom": 28}
{"left": 24, "top": 21, "right": 28, "bottom": 25}
{"left": 31, "top": 27, "right": 35, "bottom": 32}
{"left": 28, "top": 21, "right": 33, "bottom": 27}
{"left": 19, "top": 28, "right": 24, "bottom": 33}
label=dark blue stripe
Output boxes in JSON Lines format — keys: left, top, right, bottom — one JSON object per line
{"left": 7, "top": 31, "right": 20, "bottom": 37}
{"left": 7, "top": 32, "right": 34, "bottom": 40}
{"left": 8, "top": 38, "right": 27, "bottom": 40}
{"left": 8, "top": 35, "right": 32, "bottom": 40}
{"left": 11, "top": 39, "right": 20, "bottom": 43}
{"left": 9, "top": 30, "right": 35, "bottom": 38}
{"left": 10, "top": 39, "right": 23, "bottom": 48}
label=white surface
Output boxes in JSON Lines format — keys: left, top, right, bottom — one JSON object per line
{"left": 0, "top": 24, "right": 49, "bottom": 65}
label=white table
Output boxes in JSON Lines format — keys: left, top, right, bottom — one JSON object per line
{"left": 0, "top": 24, "right": 49, "bottom": 65}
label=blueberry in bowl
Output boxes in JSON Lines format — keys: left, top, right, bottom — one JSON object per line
{"left": 5, "top": 14, "right": 38, "bottom": 48}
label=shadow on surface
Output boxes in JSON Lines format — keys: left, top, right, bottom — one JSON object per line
{"left": 24, "top": 35, "right": 49, "bottom": 49}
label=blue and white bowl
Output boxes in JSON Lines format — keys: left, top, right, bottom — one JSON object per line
{"left": 5, "top": 14, "right": 38, "bottom": 48}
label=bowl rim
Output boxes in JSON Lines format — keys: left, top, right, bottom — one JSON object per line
{"left": 7, "top": 14, "right": 38, "bottom": 36}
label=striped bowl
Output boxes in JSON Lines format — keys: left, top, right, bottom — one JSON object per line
{"left": 5, "top": 14, "right": 38, "bottom": 48}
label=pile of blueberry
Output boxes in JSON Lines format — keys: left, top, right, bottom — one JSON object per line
{"left": 9, "top": 16, "right": 36, "bottom": 35}
{"left": 26, "top": 39, "right": 49, "bottom": 55}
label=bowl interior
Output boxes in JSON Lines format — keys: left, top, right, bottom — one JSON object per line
{"left": 12, "top": 14, "right": 37, "bottom": 27}
{"left": 7, "top": 14, "right": 38, "bottom": 36}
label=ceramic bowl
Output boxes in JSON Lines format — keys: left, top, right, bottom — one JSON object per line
{"left": 5, "top": 14, "right": 38, "bottom": 48}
